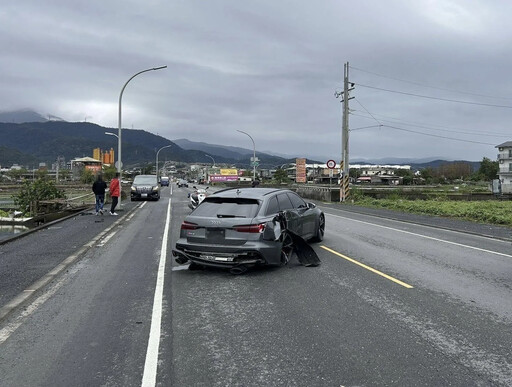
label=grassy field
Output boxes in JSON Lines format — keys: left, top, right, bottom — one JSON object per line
{"left": 351, "top": 197, "right": 512, "bottom": 227}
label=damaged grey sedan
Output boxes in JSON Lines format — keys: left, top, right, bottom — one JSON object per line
{"left": 173, "top": 187, "right": 324, "bottom": 274}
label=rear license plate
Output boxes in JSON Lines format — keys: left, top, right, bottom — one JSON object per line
{"left": 199, "top": 254, "right": 234, "bottom": 262}
{"left": 206, "top": 228, "right": 225, "bottom": 242}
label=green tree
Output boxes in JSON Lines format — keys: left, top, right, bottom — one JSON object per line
{"left": 273, "top": 168, "right": 289, "bottom": 184}
{"left": 13, "top": 178, "right": 66, "bottom": 215}
{"left": 419, "top": 167, "right": 434, "bottom": 184}
{"left": 393, "top": 168, "right": 414, "bottom": 185}
{"left": 141, "top": 163, "right": 154, "bottom": 175}
{"left": 477, "top": 157, "right": 499, "bottom": 180}
{"left": 80, "top": 168, "right": 95, "bottom": 184}
{"left": 349, "top": 168, "right": 360, "bottom": 179}
{"left": 103, "top": 165, "right": 117, "bottom": 180}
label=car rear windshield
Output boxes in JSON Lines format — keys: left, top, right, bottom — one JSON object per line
{"left": 192, "top": 198, "right": 260, "bottom": 218}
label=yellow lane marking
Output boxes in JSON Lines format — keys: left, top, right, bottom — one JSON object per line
{"left": 320, "top": 245, "right": 414, "bottom": 289}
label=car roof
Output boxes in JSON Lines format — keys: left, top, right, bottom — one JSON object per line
{"left": 135, "top": 174, "right": 156, "bottom": 178}
{"left": 209, "top": 187, "right": 293, "bottom": 200}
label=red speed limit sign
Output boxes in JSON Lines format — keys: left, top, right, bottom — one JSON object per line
{"left": 326, "top": 159, "right": 336, "bottom": 169}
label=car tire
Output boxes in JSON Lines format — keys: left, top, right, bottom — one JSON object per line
{"left": 280, "top": 232, "right": 294, "bottom": 266}
{"left": 311, "top": 214, "right": 325, "bottom": 242}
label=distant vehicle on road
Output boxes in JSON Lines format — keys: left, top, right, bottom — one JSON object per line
{"left": 188, "top": 186, "right": 209, "bottom": 210}
{"left": 173, "top": 187, "right": 325, "bottom": 273}
{"left": 130, "top": 175, "right": 160, "bottom": 201}
{"left": 177, "top": 179, "right": 188, "bottom": 188}
{"left": 160, "top": 176, "right": 170, "bottom": 186}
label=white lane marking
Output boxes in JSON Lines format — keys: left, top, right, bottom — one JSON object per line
{"left": 326, "top": 213, "right": 512, "bottom": 259}
{"left": 141, "top": 198, "right": 171, "bottom": 386}
{"left": 97, "top": 231, "right": 117, "bottom": 247}
{"left": 140, "top": 202, "right": 147, "bottom": 209}
{"left": 0, "top": 274, "right": 68, "bottom": 344}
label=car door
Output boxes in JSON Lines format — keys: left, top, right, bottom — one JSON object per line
{"left": 286, "top": 192, "right": 316, "bottom": 238}
{"left": 276, "top": 193, "right": 302, "bottom": 235}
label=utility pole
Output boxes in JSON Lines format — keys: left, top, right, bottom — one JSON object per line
{"left": 335, "top": 62, "right": 354, "bottom": 202}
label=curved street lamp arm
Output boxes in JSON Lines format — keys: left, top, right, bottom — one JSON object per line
{"left": 156, "top": 144, "right": 173, "bottom": 180}
{"left": 205, "top": 154, "right": 216, "bottom": 167}
{"left": 236, "top": 130, "right": 256, "bottom": 180}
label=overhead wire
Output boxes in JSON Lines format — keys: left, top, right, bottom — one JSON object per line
{"left": 349, "top": 65, "right": 512, "bottom": 101}
{"left": 381, "top": 125, "right": 497, "bottom": 145}
{"left": 351, "top": 112, "right": 511, "bottom": 138}
{"left": 346, "top": 65, "right": 511, "bottom": 146}
{"left": 355, "top": 83, "right": 512, "bottom": 109}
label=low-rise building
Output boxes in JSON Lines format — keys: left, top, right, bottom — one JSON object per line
{"left": 496, "top": 141, "right": 512, "bottom": 194}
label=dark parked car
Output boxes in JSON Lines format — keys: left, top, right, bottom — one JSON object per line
{"left": 130, "top": 175, "right": 160, "bottom": 201}
{"left": 173, "top": 187, "right": 324, "bottom": 273}
{"left": 177, "top": 179, "right": 188, "bottom": 188}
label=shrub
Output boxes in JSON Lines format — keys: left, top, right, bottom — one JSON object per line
{"left": 12, "top": 178, "right": 66, "bottom": 215}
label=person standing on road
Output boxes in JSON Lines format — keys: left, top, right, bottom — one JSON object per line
{"left": 109, "top": 172, "right": 120, "bottom": 216}
{"left": 92, "top": 174, "right": 108, "bottom": 215}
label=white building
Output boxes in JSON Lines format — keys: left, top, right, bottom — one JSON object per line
{"left": 496, "top": 141, "right": 512, "bottom": 194}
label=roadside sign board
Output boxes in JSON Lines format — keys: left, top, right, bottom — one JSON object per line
{"left": 296, "top": 158, "right": 306, "bottom": 183}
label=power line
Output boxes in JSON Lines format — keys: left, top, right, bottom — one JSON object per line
{"left": 350, "top": 65, "right": 512, "bottom": 101}
{"left": 354, "top": 98, "right": 382, "bottom": 126}
{"left": 350, "top": 124, "right": 382, "bottom": 132}
{"left": 356, "top": 83, "right": 512, "bottom": 109}
{"left": 351, "top": 112, "right": 511, "bottom": 138}
{"left": 381, "top": 124, "right": 497, "bottom": 145}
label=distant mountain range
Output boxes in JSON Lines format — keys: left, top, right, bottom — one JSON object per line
{"left": 0, "top": 110, "right": 481, "bottom": 171}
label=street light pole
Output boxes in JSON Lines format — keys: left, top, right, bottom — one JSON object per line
{"left": 117, "top": 65, "right": 167, "bottom": 208}
{"left": 156, "top": 144, "right": 173, "bottom": 182}
{"left": 236, "top": 130, "right": 256, "bottom": 181}
{"left": 205, "top": 154, "right": 215, "bottom": 184}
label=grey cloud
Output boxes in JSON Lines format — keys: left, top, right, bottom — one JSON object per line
{"left": 1, "top": 0, "right": 510, "bottom": 162}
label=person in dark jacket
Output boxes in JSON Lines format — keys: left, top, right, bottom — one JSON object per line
{"left": 92, "top": 174, "right": 108, "bottom": 215}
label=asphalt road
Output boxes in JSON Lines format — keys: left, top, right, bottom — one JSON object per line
{"left": 0, "top": 184, "right": 511, "bottom": 386}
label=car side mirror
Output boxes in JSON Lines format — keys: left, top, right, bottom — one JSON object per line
{"left": 307, "top": 202, "right": 316, "bottom": 209}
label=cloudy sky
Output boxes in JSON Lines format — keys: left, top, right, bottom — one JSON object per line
{"left": 2, "top": 0, "right": 511, "bottom": 162}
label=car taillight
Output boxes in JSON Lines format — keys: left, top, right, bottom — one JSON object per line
{"left": 234, "top": 223, "right": 266, "bottom": 233}
{"left": 181, "top": 221, "right": 199, "bottom": 230}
